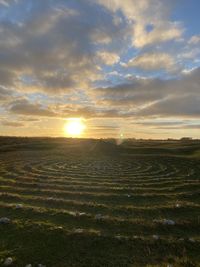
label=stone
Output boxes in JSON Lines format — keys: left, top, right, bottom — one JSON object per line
{"left": 163, "top": 219, "right": 175, "bottom": 225}
{"left": 74, "top": 228, "right": 84, "bottom": 233}
{"left": 3, "top": 257, "right": 13, "bottom": 266}
{"left": 153, "top": 235, "right": 159, "bottom": 240}
{"left": 95, "top": 214, "right": 103, "bottom": 220}
{"left": 0, "top": 217, "right": 11, "bottom": 224}
{"left": 16, "top": 204, "right": 23, "bottom": 209}
{"left": 79, "top": 212, "right": 86, "bottom": 216}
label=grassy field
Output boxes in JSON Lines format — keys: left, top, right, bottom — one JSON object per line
{"left": 0, "top": 137, "right": 199, "bottom": 267}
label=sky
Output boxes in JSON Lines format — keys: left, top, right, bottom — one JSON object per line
{"left": 0, "top": 0, "right": 200, "bottom": 139}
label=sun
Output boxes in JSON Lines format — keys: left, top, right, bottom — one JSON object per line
{"left": 64, "top": 119, "right": 86, "bottom": 137}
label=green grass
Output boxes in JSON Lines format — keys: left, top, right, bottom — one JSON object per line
{"left": 0, "top": 137, "right": 199, "bottom": 266}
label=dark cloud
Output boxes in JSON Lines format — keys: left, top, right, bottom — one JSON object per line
{"left": 9, "top": 99, "right": 57, "bottom": 117}
{"left": 138, "top": 95, "right": 200, "bottom": 117}
{"left": 95, "top": 67, "right": 200, "bottom": 118}
{"left": 0, "top": 0, "right": 125, "bottom": 94}
{"left": 0, "top": 86, "right": 13, "bottom": 102}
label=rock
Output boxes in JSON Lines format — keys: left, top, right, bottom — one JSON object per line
{"left": 175, "top": 203, "right": 180, "bottom": 208}
{"left": 152, "top": 235, "right": 159, "bottom": 240}
{"left": 3, "top": 257, "right": 13, "bottom": 266}
{"left": 51, "top": 226, "right": 63, "bottom": 230}
{"left": 189, "top": 238, "right": 195, "bottom": 243}
{"left": 79, "top": 212, "right": 86, "bottom": 216}
{"left": 0, "top": 217, "right": 11, "bottom": 224}
{"left": 163, "top": 219, "right": 175, "bottom": 225}
{"left": 127, "top": 194, "right": 131, "bottom": 198}
{"left": 69, "top": 211, "right": 77, "bottom": 216}
{"left": 167, "top": 264, "right": 173, "bottom": 267}
{"left": 25, "top": 265, "right": 32, "bottom": 267}
{"left": 95, "top": 214, "right": 103, "bottom": 220}
{"left": 47, "top": 197, "right": 54, "bottom": 200}
{"left": 75, "top": 212, "right": 86, "bottom": 217}
{"left": 16, "top": 204, "right": 23, "bottom": 209}
{"left": 74, "top": 228, "right": 84, "bottom": 233}
{"left": 38, "top": 264, "right": 46, "bottom": 267}
{"left": 115, "top": 236, "right": 121, "bottom": 240}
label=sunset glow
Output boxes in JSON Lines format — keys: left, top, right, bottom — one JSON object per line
{"left": 64, "top": 119, "right": 85, "bottom": 137}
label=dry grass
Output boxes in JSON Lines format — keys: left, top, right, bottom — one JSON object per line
{"left": 0, "top": 137, "right": 199, "bottom": 266}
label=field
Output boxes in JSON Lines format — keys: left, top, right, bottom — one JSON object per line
{"left": 0, "top": 137, "right": 200, "bottom": 267}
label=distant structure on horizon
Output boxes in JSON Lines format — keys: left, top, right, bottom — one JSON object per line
{"left": 180, "top": 137, "right": 193, "bottom": 141}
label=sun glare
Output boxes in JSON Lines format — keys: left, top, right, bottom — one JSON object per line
{"left": 64, "top": 119, "right": 85, "bottom": 137}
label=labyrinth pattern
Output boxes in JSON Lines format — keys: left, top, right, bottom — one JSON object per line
{"left": 0, "top": 142, "right": 200, "bottom": 266}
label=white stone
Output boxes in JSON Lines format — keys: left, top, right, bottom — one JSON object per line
{"left": 25, "top": 265, "right": 32, "bottom": 267}
{"left": 69, "top": 211, "right": 77, "bottom": 216}
{"left": 16, "top": 204, "right": 23, "bottom": 209}
{"left": 38, "top": 264, "right": 46, "bottom": 267}
{"left": 3, "top": 257, "right": 13, "bottom": 266}
{"left": 0, "top": 217, "right": 11, "bottom": 224}
{"left": 74, "top": 228, "right": 84, "bottom": 233}
{"left": 153, "top": 235, "right": 159, "bottom": 240}
{"left": 95, "top": 214, "right": 103, "bottom": 220}
{"left": 163, "top": 219, "right": 175, "bottom": 225}
{"left": 79, "top": 212, "right": 86, "bottom": 216}
{"left": 189, "top": 238, "right": 195, "bottom": 243}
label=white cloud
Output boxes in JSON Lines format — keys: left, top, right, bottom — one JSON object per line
{"left": 132, "top": 22, "right": 183, "bottom": 48}
{"left": 188, "top": 35, "right": 200, "bottom": 45}
{"left": 96, "top": 51, "right": 120, "bottom": 65}
{"left": 97, "top": 0, "right": 184, "bottom": 48}
{"left": 124, "top": 52, "right": 177, "bottom": 71}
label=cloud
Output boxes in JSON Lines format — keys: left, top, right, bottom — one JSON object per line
{"left": 0, "top": 86, "right": 13, "bottom": 102}
{"left": 0, "top": 0, "right": 184, "bottom": 96}
{"left": 188, "top": 35, "right": 200, "bottom": 45}
{"left": 132, "top": 21, "right": 183, "bottom": 48}
{"left": 0, "top": 0, "right": 17, "bottom": 7}
{"left": 97, "top": 0, "right": 183, "bottom": 48}
{"left": 9, "top": 99, "right": 57, "bottom": 117}
{"left": 138, "top": 95, "right": 200, "bottom": 117}
{"left": 95, "top": 67, "right": 200, "bottom": 118}
{"left": 132, "top": 120, "right": 200, "bottom": 130}
{"left": 123, "top": 52, "right": 177, "bottom": 71}
{"left": 0, "top": 0, "right": 129, "bottom": 95}
{"left": 96, "top": 51, "right": 120, "bottom": 65}
{"left": 1, "top": 120, "right": 24, "bottom": 127}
